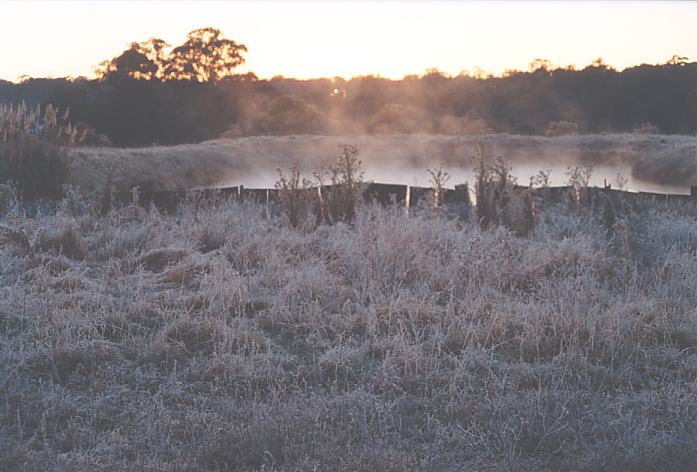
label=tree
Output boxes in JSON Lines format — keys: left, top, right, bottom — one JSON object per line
{"left": 528, "top": 58, "right": 553, "bottom": 73}
{"left": 666, "top": 55, "right": 689, "bottom": 66}
{"left": 162, "top": 28, "right": 247, "bottom": 82}
{"left": 96, "top": 28, "right": 247, "bottom": 83}
{"left": 256, "top": 95, "right": 324, "bottom": 135}
{"left": 95, "top": 39, "right": 169, "bottom": 81}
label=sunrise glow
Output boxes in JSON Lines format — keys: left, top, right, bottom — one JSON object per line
{"left": 2, "top": 1, "right": 696, "bottom": 82}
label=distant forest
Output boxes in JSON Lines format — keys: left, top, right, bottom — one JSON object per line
{"left": 1, "top": 28, "right": 696, "bottom": 147}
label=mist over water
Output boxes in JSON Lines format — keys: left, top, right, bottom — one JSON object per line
{"left": 278, "top": 163, "right": 688, "bottom": 195}
{"left": 69, "top": 134, "right": 697, "bottom": 194}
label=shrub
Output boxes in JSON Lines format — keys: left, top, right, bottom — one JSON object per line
{"left": 565, "top": 164, "right": 594, "bottom": 205}
{"left": 474, "top": 144, "right": 536, "bottom": 236}
{"left": 427, "top": 164, "right": 451, "bottom": 208}
{"left": 0, "top": 102, "right": 82, "bottom": 201}
{"left": 314, "top": 144, "right": 365, "bottom": 225}
{"left": 273, "top": 146, "right": 365, "bottom": 227}
{"left": 274, "top": 164, "right": 315, "bottom": 228}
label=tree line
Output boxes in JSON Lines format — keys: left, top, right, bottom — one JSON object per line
{"left": 0, "top": 28, "right": 695, "bottom": 147}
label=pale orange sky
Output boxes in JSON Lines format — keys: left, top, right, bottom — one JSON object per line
{"left": 2, "top": 1, "right": 696, "bottom": 82}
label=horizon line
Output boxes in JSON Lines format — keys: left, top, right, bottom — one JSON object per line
{"left": 2, "top": 55, "right": 692, "bottom": 84}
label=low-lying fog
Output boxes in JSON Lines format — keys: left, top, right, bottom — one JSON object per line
{"left": 69, "top": 134, "right": 697, "bottom": 195}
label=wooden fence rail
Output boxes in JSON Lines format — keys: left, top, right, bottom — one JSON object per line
{"left": 112, "top": 182, "right": 697, "bottom": 214}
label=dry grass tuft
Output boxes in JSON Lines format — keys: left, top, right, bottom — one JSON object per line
{"left": 0, "top": 224, "right": 32, "bottom": 256}
{"left": 196, "top": 226, "right": 227, "bottom": 253}
{"left": 158, "top": 260, "right": 210, "bottom": 284}
{"left": 38, "top": 255, "right": 74, "bottom": 275}
{"left": 137, "top": 247, "right": 189, "bottom": 272}
{"left": 34, "top": 224, "right": 87, "bottom": 260}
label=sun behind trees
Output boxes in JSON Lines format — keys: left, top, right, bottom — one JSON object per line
{"left": 3, "top": 25, "right": 696, "bottom": 147}
{"left": 96, "top": 27, "right": 249, "bottom": 82}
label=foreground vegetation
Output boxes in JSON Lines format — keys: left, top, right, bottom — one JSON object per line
{"left": 0, "top": 102, "right": 81, "bottom": 201}
{"left": 1, "top": 183, "right": 697, "bottom": 471}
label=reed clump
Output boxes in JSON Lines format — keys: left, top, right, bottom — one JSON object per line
{"left": 0, "top": 102, "right": 83, "bottom": 201}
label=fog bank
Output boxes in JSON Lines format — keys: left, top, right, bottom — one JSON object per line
{"left": 68, "top": 133, "right": 697, "bottom": 194}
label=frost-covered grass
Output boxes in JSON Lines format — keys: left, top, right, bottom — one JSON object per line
{"left": 1, "top": 193, "right": 697, "bottom": 471}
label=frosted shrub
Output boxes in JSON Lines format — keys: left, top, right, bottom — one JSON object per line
{"left": 315, "top": 144, "right": 365, "bottom": 225}
{"left": 475, "top": 146, "right": 535, "bottom": 236}
{"left": 274, "top": 164, "right": 315, "bottom": 228}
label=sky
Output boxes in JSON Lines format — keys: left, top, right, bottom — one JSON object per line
{"left": 1, "top": 1, "right": 696, "bottom": 82}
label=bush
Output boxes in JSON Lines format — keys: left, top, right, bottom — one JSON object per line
{"left": 474, "top": 144, "right": 536, "bottom": 236}
{"left": 274, "top": 164, "right": 315, "bottom": 228}
{"left": 0, "top": 103, "right": 81, "bottom": 201}
{"left": 274, "top": 145, "right": 365, "bottom": 228}
{"left": 314, "top": 144, "right": 365, "bottom": 224}
{"left": 427, "top": 164, "right": 451, "bottom": 208}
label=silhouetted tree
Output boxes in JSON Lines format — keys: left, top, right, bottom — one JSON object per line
{"left": 162, "top": 28, "right": 247, "bottom": 82}
{"left": 96, "top": 39, "right": 169, "bottom": 81}
{"left": 96, "top": 29, "right": 246, "bottom": 83}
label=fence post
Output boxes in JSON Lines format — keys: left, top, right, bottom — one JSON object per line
{"left": 453, "top": 183, "right": 470, "bottom": 219}
{"left": 405, "top": 185, "right": 411, "bottom": 216}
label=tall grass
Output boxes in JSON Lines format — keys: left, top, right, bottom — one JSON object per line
{"left": 0, "top": 102, "right": 82, "bottom": 200}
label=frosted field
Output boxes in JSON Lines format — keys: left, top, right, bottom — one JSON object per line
{"left": 2, "top": 183, "right": 697, "bottom": 470}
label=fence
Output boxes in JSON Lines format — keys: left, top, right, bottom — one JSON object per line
{"left": 112, "top": 181, "right": 697, "bottom": 214}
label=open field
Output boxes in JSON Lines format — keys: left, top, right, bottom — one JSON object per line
{"left": 2, "top": 188, "right": 697, "bottom": 471}
{"left": 67, "top": 134, "right": 697, "bottom": 194}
